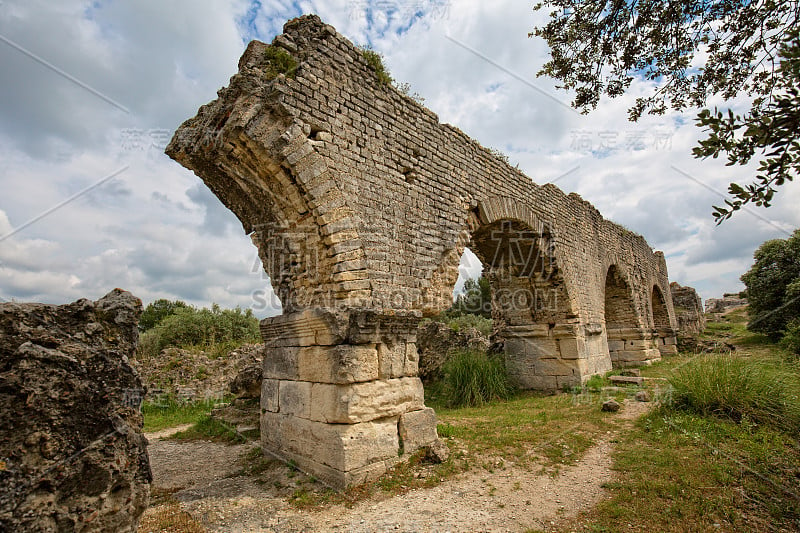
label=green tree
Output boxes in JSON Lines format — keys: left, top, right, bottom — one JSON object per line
{"left": 139, "top": 298, "right": 189, "bottom": 331}
{"left": 740, "top": 229, "right": 800, "bottom": 339}
{"left": 450, "top": 276, "right": 492, "bottom": 319}
{"left": 532, "top": 1, "right": 799, "bottom": 222}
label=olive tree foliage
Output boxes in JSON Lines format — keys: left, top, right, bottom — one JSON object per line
{"left": 740, "top": 229, "right": 800, "bottom": 340}
{"left": 532, "top": 1, "right": 799, "bottom": 222}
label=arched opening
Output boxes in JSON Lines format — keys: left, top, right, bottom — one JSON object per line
{"left": 651, "top": 286, "right": 670, "bottom": 329}
{"left": 651, "top": 285, "right": 677, "bottom": 356}
{"left": 603, "top": 265, "right": 639, "bottom": 364}
{"left": 469, "top": 219, "right": 581, "bottom": 390}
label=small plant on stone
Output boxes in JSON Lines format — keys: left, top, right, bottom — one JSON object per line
{"left": 264, "top": 45, "right": 298, "bottom": 79}
{"left": 359, "top": 46, "right": 393, "bottom": 86}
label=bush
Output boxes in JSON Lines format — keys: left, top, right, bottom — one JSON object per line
{"left": 667, "top": 354, "right": 800, "bottom": 433}
{"left": 442, "top": 349, "right": 511, "bottom": 407}
{"left": 138, "top": 304, "right": 260, "bottom": 359}
{"left": 444, "top": 314, "right": 493, "bottom": 337}
{"left": 360, "top": 47, "right": 393, "bottom": 85}
{"left": 780, "top": 319, "right": 800, "bottom": 355}
{"left": 139, "top": 298, "right": 188, "bottom": 331}
{"left": 264, "top": 45, "right": 297, "bottom": 79}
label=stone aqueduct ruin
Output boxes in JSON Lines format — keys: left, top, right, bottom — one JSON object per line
{"left": 167, "top": 15, "right": 678, "bottom": 488}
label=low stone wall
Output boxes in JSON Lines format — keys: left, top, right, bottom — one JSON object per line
{"left": 0, "top": 289, "right": 150, "bottom": 532}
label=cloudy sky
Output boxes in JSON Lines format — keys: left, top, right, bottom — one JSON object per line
{"left": 1, "top": 0, "right": 797, "bottom": 317}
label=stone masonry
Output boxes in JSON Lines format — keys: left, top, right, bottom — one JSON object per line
{"left": 166, "top": 15, "right": 678, "bottom": 488}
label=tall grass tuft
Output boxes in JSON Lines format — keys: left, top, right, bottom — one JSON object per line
{"left": 442, "top": 349, "right": 511, "bottom": 407}
{"left": 667, "top": 354, "right": 800, "bottom": 433}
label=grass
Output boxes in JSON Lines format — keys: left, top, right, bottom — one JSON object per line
{"left": 567, "top": 308, "right": 800, "bottom": 531}
{"left": 142, "top": 395, "right": 229, "bottom": 433}
{"left": 668, "top": 353, "right": 800, "bottom": 433}
{"left": 359, "top": 47, "right": 393, "bottom": 85}
{"left": 574, "top": 409, "right": 800, "bottom": 531}
{"left": 167, "top": 415, "right": 246, "bottom": 444}
{"left": 441, "top": 349, "right": 511, "bottom": 407}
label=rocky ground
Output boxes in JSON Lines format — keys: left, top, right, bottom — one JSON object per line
{"left": 139, "top": 400, "right": 649, "bottom": 533}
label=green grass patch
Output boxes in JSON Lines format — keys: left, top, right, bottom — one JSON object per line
{"left": 577, "top": 409, "right": 800, "bottom": 531}
{"left": 167, "top": 415, "right": 246, "bottom": 444}
{"left": 441, "top": 349, "right": 511, "bottom": 408}
{"left": 667, "top": 354, "right": 800, "bottom": 433}
{"left": 142, "top": 396, "right": 228, "bottom": 433}
{"left": 434, "top": 390, "right": 620, "bottom": 464}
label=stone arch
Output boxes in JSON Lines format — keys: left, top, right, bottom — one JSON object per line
{"left": 603, "top": 265, "right": 662, "bottom": 366}
{"left": 651, "top": 284, "right": 679, "bottom": 356}
{"left": 651, "top": 285, "right": 670, "bottom": 329}
{"left": 168, "top": 113, "right": 369, "bottom": 313}
{"left": 465, "top": 198, "right": 585, "bottom": 390}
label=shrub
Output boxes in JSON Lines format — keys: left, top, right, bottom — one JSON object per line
{"left": 139, "top": 298, "right": 188, "bottom": 331}
{"left": 360, "top": 47, "right": 393, "bottom": 85}
{"left": 445, "top": 314, "right": 493, "bottom": 337}
{"left": 137, "top": 304, "right": 260, "bottom": 359}
{"left": 780, "top": 319, "right": 800, "bottom": 355}
{"left": 264, "top": 45, "right": 298, "bottom": 78}
{"left": 442, "top": 349, "right": 511, "bottom": 407}
{"left": 667, "top": 354, "right": 800, "bottom": 433}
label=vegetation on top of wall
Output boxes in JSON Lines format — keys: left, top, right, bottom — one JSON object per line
{"left": 359, "top": 46, "right": 393, "bottom": 86}
{"left": 265, "top": 45, "right": 298, "bottom": 79}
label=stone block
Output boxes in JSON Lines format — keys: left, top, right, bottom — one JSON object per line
{"left": 279, "top": 380, "right": 312, "bottom": 419}
{"left": 398, "top": 408, "right": 438, "bottom": 453}
{"left": 378, "top": 341, "right": 419, "bottom": 378}
{"left": 309, "top": 377, "right": 424, "bottom": 423}
{"left": 261, "top": 378, "right": 279, "bottom": 412}
{"left": 557, "top": 337, "right": 584, "bottom": 359}
{"left": 534, "top": 357, "right": 578, "bottom": 377}
{"left": 263, "top": 344, "right": 379, "bottom": 384}
{"left": 261, "top": 412, "right": 399, "bottom": 473}
{"left": 260, "top": 308, "right": 348, "bottom": 347}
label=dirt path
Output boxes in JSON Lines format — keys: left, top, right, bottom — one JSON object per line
{"left": 141, "top": 400, "right": 650, "bottom": 532}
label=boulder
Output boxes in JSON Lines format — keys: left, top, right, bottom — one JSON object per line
{"left": 0, "top": 289, "right": 151, "bottom": 532}
{"left": 416, "top": 320, "right": 490, "bottom": 382}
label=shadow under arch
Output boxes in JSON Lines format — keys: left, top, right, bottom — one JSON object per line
{"left": 603, "top": 265, "right": 661, "bottom": 366}
{"left": 651, "top": 284, "right": 678, "bottom": 356}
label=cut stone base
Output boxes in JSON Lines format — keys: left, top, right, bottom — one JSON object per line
{"left": 259, "top": 308, "right": 437, "bottom": 489}
{"left": 503, "top": 322, "right": 611, "bottom": 390}
{"left": 607, "top": 327, "right": 663, "bottom": 367}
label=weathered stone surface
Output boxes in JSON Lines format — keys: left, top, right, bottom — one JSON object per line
{"left": 398, "top": 408, "right": 438, "bottom": 453}
{"left": 310, "top": 377, "right": 425, "bottom": 424}
{"left": 416, "top": 321, "right": 490, "bottom": 382}
{"left": 705, "top": 294, "right": 748, "bottom": 314}
{"left": 0, "top": 290, "right": 150, "bottom": 533}
{"left": 423, "top": 440, "right": 451, "bottom": 464}
{"left": 261, "top": 413, "right": 399, "bottom": 474}
{"left": 635, "top": 390, "right": 651, "bottom": 402}
{"left": 670, "top": 282, "right": 706, "bottom": 337}
{"left": 229, "top": 345, "right": 264, "bottom": 398}
{"left": 602, "top": 399, "right": 621, "bottom": 412}
{"left": 609, "top": 375, "right": 644, "bottom": 386}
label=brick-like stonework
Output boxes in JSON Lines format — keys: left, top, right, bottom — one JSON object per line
{"left": 166, "top": 15, "right": 678, "bottom": 488}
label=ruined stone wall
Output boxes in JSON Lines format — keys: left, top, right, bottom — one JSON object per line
{"left": 166, "top": 15, "right": 678, "bottom": 488}
{"left": 670, "top": 282, "right": 706, "bottom": 336}
{"left": 167, "top": 15, "right": 674, "bottom": 329}
{"left": 0, "top": 290, "right": 150, "bottom": 532}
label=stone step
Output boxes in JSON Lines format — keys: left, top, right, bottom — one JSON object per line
{"left": 609, "top": 375, "right": 644, "bottom": 386}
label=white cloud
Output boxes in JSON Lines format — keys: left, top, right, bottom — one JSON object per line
{"left": 0, "top": 0, "right": 797, "bottom": 313}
